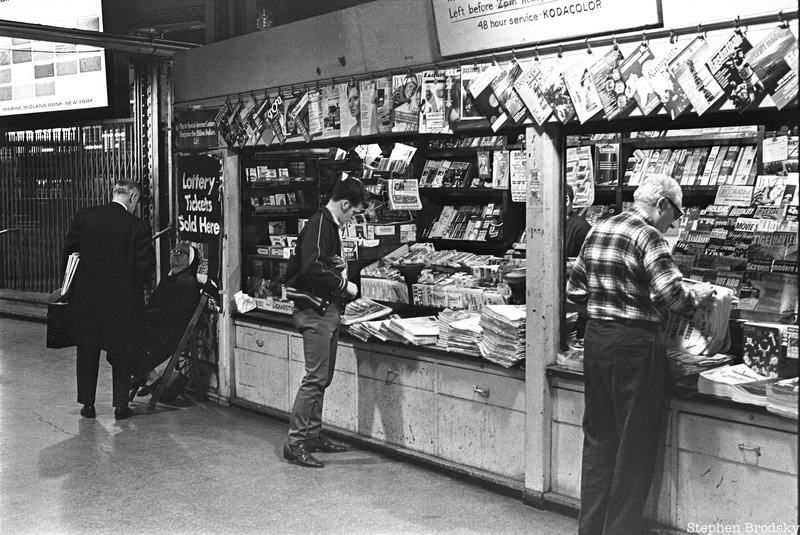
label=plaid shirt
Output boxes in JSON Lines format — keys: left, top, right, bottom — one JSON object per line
{"left": 567, "top": 205, "right": 694, "bottom": 323}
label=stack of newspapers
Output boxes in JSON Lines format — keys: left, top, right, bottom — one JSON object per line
{"left": 766, "top": 377, "right": 798, "bottom": 419}
{"left": 436, "top": 309, "right": 480, "bottom": 354}
{"left": 698, "top": 363, "right": 767, "bottom": 399}
{"left": 478, "top": 305, "right": 526, "bottom": 368}
{"left": 386, "top": 316, "right": 439, "bottom": 346}
{"left": 446, "top": 315, "right": 483, "bottom": 357}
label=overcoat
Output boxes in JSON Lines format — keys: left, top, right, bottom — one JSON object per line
{"left": 63, "top": 201, "right": 155, "bottom": 357}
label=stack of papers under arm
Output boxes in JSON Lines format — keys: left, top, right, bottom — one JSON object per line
{"left": 478, "top": 305, "right": 526, "bottom": 368}
{"left": 447, "top": 315, "right": 483, "bottom": 357}
{"left": 386, "top": 316, "right": 439, "bottom": 346}
{"left": 666, "top": 350, "right": 734, "bottom": 378}
{"left": 766, "top": 377, "right": 798, "bottom": 419}
{"left": 61, "top": 252, "right": 80, "bottom": 296}
{"left": 698, "top": 363, "right": 767, "bottom": 399}
{"left": 664, "top": 282, "right": 734, "bottom": 356}
{"left": 436, "top": 309, "right": 480, "bottom": 352}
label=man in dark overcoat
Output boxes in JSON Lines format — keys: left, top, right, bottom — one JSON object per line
{"left": 63, "top": 179, "right": 155, "bottom": 420}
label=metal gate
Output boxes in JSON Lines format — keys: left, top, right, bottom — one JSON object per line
{"left": 0, "top": 122, "right": 142, "bottom": 292}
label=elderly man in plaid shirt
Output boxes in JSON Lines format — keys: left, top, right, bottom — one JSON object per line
{"left": 567, "top": 174, "right": 715, "bottom": 535}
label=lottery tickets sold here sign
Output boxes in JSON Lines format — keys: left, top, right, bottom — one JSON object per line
{"left": 431, "top": 0, "right": 662, "bottom": 57}
{"left": 178, "top": 154, "right": 222, "bottom": 241}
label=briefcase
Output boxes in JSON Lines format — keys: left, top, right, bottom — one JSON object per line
{"left": 47, "top": 301, "right": 74, "bottom": 349}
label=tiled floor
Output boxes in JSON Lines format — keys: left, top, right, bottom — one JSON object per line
{"left": 0, "top": 315, "right": 578, "bottom": 535}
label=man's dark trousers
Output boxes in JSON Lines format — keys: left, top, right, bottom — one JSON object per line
{"left": 76, "top": 345, "right": 133, "bottom": 408}
{"left": 578, "top": 319, "right": 668, "bottom": 535}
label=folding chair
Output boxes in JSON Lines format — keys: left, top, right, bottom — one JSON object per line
{"left": 148, "top": 292, "right": 210, "bottom": 408}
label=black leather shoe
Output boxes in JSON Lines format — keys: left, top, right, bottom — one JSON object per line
{"left": 283, "top": 442, "right": 324, "bottom": 468}
{"left": 307, "top": 435, "right": 347, "bottom": 453}
{"left": 114, "top": 406, "right": 134, "bottom": 420}
{"left": 137, "top": 378, "right": 161, "bottom": 397}
{"left": 129, "top": 376, "right": 147, "bottom": 402}
{"left": 80, "top": 405, "right": 96, "bottom": 418}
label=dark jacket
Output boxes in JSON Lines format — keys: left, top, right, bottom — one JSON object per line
{"left": 63, "top": 202, "right": 155, "bottom": 357}
{"left": 566, "top": 211, "right": 592, "bottom": 258}
{"left": 285, "top": 207, "right": 347, "bottom": 305}
{"left": 144, "top": 267, "right": 201, "bottom": 356}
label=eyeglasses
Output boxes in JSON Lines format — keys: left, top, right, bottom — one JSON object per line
{"left": 663, "top": 197, "right": 683, "bottom": 221}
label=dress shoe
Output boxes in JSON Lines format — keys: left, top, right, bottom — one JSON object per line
{"left": 80, "top": 405, "right": 96, "bottom": 418}
{"left": 114, "top": 406, "right": 134, "bottom": 420}
{"left": 137, "top": 377, "right": 161, "bottom": 397}
{"left": 283, "top": 442, "right": 324, "bottom": 468}
{"left": 306, "top": 435, "right": 347, "bottom": 453}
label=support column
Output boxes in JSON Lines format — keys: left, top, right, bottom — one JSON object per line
{"left": 217, "top": 148, "right": 241, "bottom": 402}
{"left": 524, "top": 123, "right": 564, "bottom": 504}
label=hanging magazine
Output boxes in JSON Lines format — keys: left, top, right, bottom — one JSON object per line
{"left": 358, "top": 79, "right": 377, "bottom": 136}
{"left": 306, "top": 89, "right": 323, "bottom": 136}
{"left": 490, "top": 61, "right": 527, "bottom": 127}
{"left": 540, "top": 57, "right": 576, "bottom": 124}
{"left": 321, "top": 86, "right": 340, "bottom": 138}
{"left": 339, "top": 81, "right": 361, "bottom": 137}
{"left": 513, "top": 60, "right": 552, "bottom": 125}
{"left": 669, "top": 36, "right": 724, "bottom": 117}
{"left": 442, "top": 68, "right": 462, "bottom": 129}
{"left": 746, "top": 26, "right": 798, "bottom": 107}
{"left": 644, "top": 43, "right": 690, "bottom": 120}
{"left": 391, "top": 73, "right": 421, "bottom": 132}
{"left": 620, "top": 44, "right": 659, "bottom": 116}
{"left": 705, "top": 31, "right": 761, "bottom": 113}
{"left": 284, "top": 91, "right": 312, "bottom": 143}
{"left": 588, "top": 47, "right": 628, "bottom": 120}
{"left": 374, "top": 76, "right": 394, "bottom": 134}
{"left": 562, "top": 56, "right": 603, "bottom": 123}
{"left": 468, "top": 64, "right": 507, "bottom": 130}
{"left": 459, "top": 63, "right": 490, "bottom": 121}
{"left": 419, "top": 70, "right": 448, "bottom": 134}
{"left": 267, "top": 93, "right": 286, "bottom": 145}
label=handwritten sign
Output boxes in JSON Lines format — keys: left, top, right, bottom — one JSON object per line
{"left": 178, "top": 154, "right": 222, "bottom": 240}
{"left": 431, "top": 0, "right": 662, "bottom": 57}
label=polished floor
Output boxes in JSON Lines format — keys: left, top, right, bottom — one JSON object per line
{"left": 0, "top": 316, "right": 578, "bottom": 535}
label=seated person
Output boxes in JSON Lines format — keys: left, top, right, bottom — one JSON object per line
{"left": 131, "top": 241, "right": 201, "bottom": 396}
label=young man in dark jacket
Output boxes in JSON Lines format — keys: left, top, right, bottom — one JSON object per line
{"left": 283, "top": 177, "right": 369, "bottom": 468}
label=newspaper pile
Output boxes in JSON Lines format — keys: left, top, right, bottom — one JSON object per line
{"left": 478, "top": 305, "right": 526, "bottom": 368}
{"left": 386, "top": 316, "right": 439, "bottom": 346}
{"left": 437, "top": 309, "right": 480, "bottom": 354}
{"left": 666, "top": 350, "right": 734, "bottom": 378}
{"left": 766, "top": 377, "right": 799, "bottom": 419}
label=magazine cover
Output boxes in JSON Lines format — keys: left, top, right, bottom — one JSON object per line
{"left": 492, "top": 150, "right": 509, "bottom": 190}
{"left": 226, "top": 100, "right": 246, "bottom": 147}
{"left": 772, "top": 46, "right": 798, "bottom": 110}
{"left": 589, "top": 47, "right": 630, "bottom": 120}
{"left": 669, "top": 36, "right": 724, "bottom": 117}
{"left": 286, "top": 91, "right": 312, "bottom": 143}
{"left": 619, "top": 44, "right": 659, "bottom": 116}
{"left": 234, "top": 98, "right": 257, "bottom": 148}
{"left": 565, "top": 145, "right": 594, "bottom": 207}
{"left": 595, "top": 143, "right": 620, "bottom": 186}
{"left": 359, "top": 79, "right": 377, "bottom": 136}
{"left": 374, "top": 76, "right": 394, "bottom": 133}
{"left": 214, "top": 101, "right": 233, "bottom": 147}
{"left": 513, "top": 60, "right": 552, "bottom": 125}
{"left": 746, "top": 26, "right": 798, "bottom": 99}
{"left": 391, "top": 73, "right": 421, "bottom": 132}
{"left": 705, "top": 31, "right": 761, "bottom": 112}
{"left": 442, "top": 68, "right": 461, "bottom": 130}
{"left": 338, "top": 81, "right": 361, "bottom": 137}
{"left": 419, "top": 70, "right": 448, "bottom": 134}
{"left": 490, "top": 61, "right": 527, "bottom": 126}
{"left": 645, "top": 43, "right": 690, "bottom": 120}
{"left": 562, "top": 56, "right": 603, "bottom": 123}
{"left": 245, "top": 95, "right": 274, "bottom": 146}
{"left": 306, "top": 89, "right": 323, "bottom": 136}
{"left": 321, "top": 85, "right": 340, "bottom": 138}
{"left": 267, "top": 93, "right": 286, "bottom": 145}
{"left": 468, "top": 64, "right": 508, "bottom": 131}
{"left": 460, "top": 63, "right": 491, "bottom": 121}
{"left": 539, "top": 57, "right": 577, "bottom": 124}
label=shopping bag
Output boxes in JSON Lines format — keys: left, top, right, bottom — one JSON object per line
{"left": 47, "top": 301, "right": 74, "bottom": 349}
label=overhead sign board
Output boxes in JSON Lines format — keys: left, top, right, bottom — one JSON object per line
{"left": 0, "top": 0, "right": 108, "bottom": 116}
{"left": 431, "top": 0, "right": 663, "bottom": 57}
